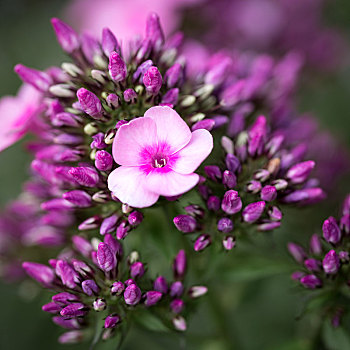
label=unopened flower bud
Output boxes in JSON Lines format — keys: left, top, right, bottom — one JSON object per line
{"left": 223, "top": 235, "right": 236, "bottom": 250}
{"left": 173, "top": 316, "right": 187, "bottom": 331}
{"left": 188, "top": 286, "right": 208, "bottom": 298}
{"left": 51, "top": 18, "right": 79, "bottom": 54}
{"left": 14, "top": 64, "right": 52, "bottom": 92}
{"left": 170, "top": 281, "right": 184, "bottom": 297}
{"left": 194, "top": 234, "right": 211, "bottom": 252}
{"left": 154, "top": 276, "right": 168, "bottom": 294}
{"left": 124, "top": 284, "right": 141, "bottom": 305}
{"left": 76, "top": 88, "right": 103, "bottom": 119}
{"left": 60, "top": 303, "right": 87, "bottom": 318}
{"left": 170, "top": 299, "right": 184, "bottom": 314}
{"left": 108, "top": 51, "right": 127, "bottom": 82}
{"left": 300, "top": 275, "right": 322, "bottom": 289}
{"left": 93, "top": 298, "right": 106, "bottom": 311}
{"left": 323, "top": 250, "right": 340, "bottom": 274}
{"left": 323, "top": 217, "right": 341, "bottom": 245}
{"left": 143, "top": 66, "right": 162, "bottom": 95}
{"left": 173, "top": 215, "right": 196, "bottom": 233}
{"left": 217, "top": 218, "right": 234, "bottom": 233}
{"left": 128, "top": 211, "right": 143, "bottom": 226}
{"left": 221, "top": 190, "right": 242, "bottom": 215}
{"left": 309, "top": 234, "right": 322, "bottom": 255}
{"left": 63, "top": 190, "right": 92, "bottom": 208}
{"left": 130, "top": 262, "right": 145, "bottom": 279}
{"left": 260, "top": 185, "right": 277, "bottom": 202}
{"left": 111, "top": 281, "right": 125, "bottom": 296}
{"left": 22, "top": 262, "right": 55, "bottom": 286}
{"left": 82, "top": 280, "right": 100, "bottom": 296}
{"left": 102, "top": 28, "right": 119, "bottom": 57}
{"left": 173, "top": 250, "right": 186, "bottom": 279}
{"left": 104, "top": 314, "right": 120, "bottom": 329}
{"left": 97, "top": 243, "right": 117, "bottom": 272}
{"left": 144, "top": 291, "right": 162, "bottom": 307}
{"left": 287, "top": 243, "right": 306, "bottom": 263}
{"left": 242, "top": 201, "right": 265, "bottom": 223}
{"left": 95, "top": 150, "right": 113, "bottom": 171}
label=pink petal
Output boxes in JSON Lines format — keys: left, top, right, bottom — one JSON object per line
{"left": 171, "top": 129, "right": 213, "bottom": 174}
{"left": 112, "top": 117, "right": 157, "bottom": 166}
{"left": 144, "top": 170, "right": 199, "bottom": 197}
{"left": 108, "top": 166, "right": 159, "bottom": 208}
{"left": 144, "top": 106, "right": 191, "bottom": 154}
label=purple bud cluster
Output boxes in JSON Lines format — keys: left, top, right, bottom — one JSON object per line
{"left": 23, "top": 235, "right": 207, "bottom": 343}
{"left": 174, "top": 115, "right": 325, "bottom": 251}
{"left": 289, "top": 195, "right": 350, "bottom": 326}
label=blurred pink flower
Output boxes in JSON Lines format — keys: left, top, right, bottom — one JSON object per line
{"left": 0, "top": 84, "right": 42, "bottom": 152}
{"left": 108, "top": 106, "right": 213, "bottom": 208}
{"left": 65, "top": 0, "right": 203, "bottom": 44}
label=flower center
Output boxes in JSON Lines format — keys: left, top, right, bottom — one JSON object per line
{"left": 151, "top": 154, "right": 168, "bottom": 168}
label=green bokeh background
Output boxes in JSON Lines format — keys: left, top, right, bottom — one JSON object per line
{"left": 0, "top": 0, "right": 349, "bottom": 349}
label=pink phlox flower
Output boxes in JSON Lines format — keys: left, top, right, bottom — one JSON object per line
{"left": 0, "top": 84, "right": 43, "bottom": 152}
{"left": 108, "top": 106, "right": 213, "bottom": 207}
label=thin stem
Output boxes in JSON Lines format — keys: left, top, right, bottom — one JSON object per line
{"left": 89, "top": 312, "right": 105, "bottom": 350}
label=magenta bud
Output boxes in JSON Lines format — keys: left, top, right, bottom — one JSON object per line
{"left": 128, "top": 211, "right": 143, "bottom": 226}
{"left": 185, "top": 205, "right": 204, "bottom": 218}
{"left": 100, "top": 215, "right": 119, "bottom": 235}
{"left": 63, "top": 190, "right": 92, "bottom": 208}
{"left": 56, "top": 260, "right": 80, "bottom": 289}
{"left": 170, "top": 299, "right": 184, "bottom": 314}
{"left": 338, "top": 252, "right": 349, "bottom": 264}
{"left": 82, "top": 280, "right": 100, "bottom": 296}
{"left": 90, "top": 133, "right": 107, "bottom": 149}
{"left": 242, "top": 201, "right": 265, "bottom": 223}
{"left": 286, "top": 161, "right": 315, "bottom": 184}
{"left": 188, "top": 286, "right": 208, "bottom": 298}
{"left": 194, "top": 234, "right": 211, "bottom": 252}
{"left": 226, "top": 154, "right": 241, "bottom": 174}
{"left": 106, "top": 93, "right": 119, "bottom": 108}
{"left": 133, "top": 60, "right": 153, "bottom": 82}
{"left": 14, "top": 64, "right": 52, "bottom": 92}
{"left": 223, "top": 236, "right": 236, "bottom": 250}
{"left": 221, "top": 190, "right": 242, "bottom": 215}
{"left": 268, "top": 206, "right": 283, "bottom": 221}
{"left": 73, "top": 260, "right": 93, "bottom": 277}
{"left": 309, "top": 234, "right": 322, "bottom": 255}
{"left": 261, "top": 185, "right": 277, "bottom": 202}
{"left": 173, "top": 316, "right": 187, "bottom": 332}
{"left": 58, "top": 331, "right": 84, "bottom": 344}
{"left": 116, "top": 220, "right": 130, "bottom": 240}
{"left": 143, "top": 66, "right": 162, "bottom": 95}
{"left": 300, "top": 275, "right": 322, "bottom": 289}
{"left": 53, "top": 316, "right": 80, "bottom": 330}
{"left": 93, "top": 298, "right": 106, "bottom": 311}
{"left": 258, "top": 221, "right": 281, "bottom": 231}
{"left": 217, "top": 218, "right": 234, "bottom": 233}
{"left": 145, "top": 13, "right": 164, "bottom": 51}
{"left": 192, "top": 119, "right": 215, "bottom": 132}
{"left": 108, "top": 51, "right": 127, "bottom": 82}
{"left": 207, "top": 195, "right": 221, "bottom": 211}
{"left": 42, "top": 302, "right": 62, "bottom": 314}
{"left": 222, "top": 170, "right": 237, "bottom": 189}
{"left": 287, "top": 243, "right": 306, "bottom": 263}
{"left": 154, "top": 276, "right": 168, "bottom": 294}
{"left": 95, "top": 150, "right": 113, "bottom": 171}
{"left": 204, "top": 165, "right": 222, "bottom": 181}
{"left": 97, "top": 243, "right": 117, "bottom": 272}
{"left": 102, "top": 28, "right": 119, "bottom": 57}
{"left": 173, "top": 250, "right": 186, "bottom": 279}
{"left": 69, "top": 166, "right": 99, "bottom": 187}
{"left": 111, "top": 281, "right": 125, "bottom": 296}
{"left": 124, "top": 284, "right": 141, "bottom": 305}
{"left": 291, "top": 271, "right": 305, "bottom": 281}
{"left": 164, "top": 63, "right": 183, "bottom": 88}
{"left": 304, "top": 258, "right": 321, "bottom": 272}
{"left": 144, "top": 291, "right": 162, "bottom": 307}
{"left": 60, "top": 303, "right": 87, "bottom": 319}
{"left": 104, "top": 314, "right": 121, "bottom": 329}
{"left": 170, "top": 281, "right": 184, "bottom": 297}
{"left": 323, "top": 250, "right": 340, "bottom": 274}
{"left": 52, "top": 292, "right": 80, "bottom": 305}
{"left": 123, "top": 88, "right": 137, "bottom": 103}
{"left": 282, "top": 188, "right": 326, "bottom": 204}
{"left": 162, "top": 88, "right": 179, "bottom": 105}
{"left": 323, "top": 217, "right": 341, "bottom": 245}
{"left": 340, "top": 214, "right": 350, "bottom": 234}
{"left": 130, "top": 262, "right": 145, "bottom": 279}
{"left": 81, "top": 33, "right": 101, "bottom": 64}
{"left": 22, "top": 262, "right": 55, "bottom": 286}
{"left": 246, "top": 180, "right": 262, "bottom": 193}
{"left": 254, "top": 169, "right": 270, "bottom": 182}
{"left": 77, "top": 88, "right": 103, "bottom": 119}
{"left": 78, "top": 216, "right": 101, "bottom": 231}
{"left": 104, "top": 234, "right": 123, "bottom": 256}
{"left": 173, "top": 215, "right": 197, "bottom": 233}
{"left": 51, "top": 18, "right": 79, "bottom": 53}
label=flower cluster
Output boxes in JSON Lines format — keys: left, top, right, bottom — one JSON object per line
{"left": 23, "top": 234, "right": 207, "bottom": 344}
{"left": 288, "top": 195, "right": 350, "bottom": 326}
{"left": 174, "top": 114, "right": 325, "bottom": 251}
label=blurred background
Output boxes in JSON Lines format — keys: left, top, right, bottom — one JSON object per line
{"left": 0, "top": 0, "right": 349, "bottom": 349}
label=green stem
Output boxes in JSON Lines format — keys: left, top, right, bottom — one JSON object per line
{"left": 89, "top": 312, "right": 106, "bottom": 350}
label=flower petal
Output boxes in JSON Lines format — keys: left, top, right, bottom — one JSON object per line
{"left": 112, "top": 117, "right": 157, "bottom": 166}
{"left": 144, "top": 170, "right": 199, "bottom": 197}
{"left": 170, "top": 129, "right": 213, "bottom": 174}
{"left": 144, "top": 106, "right": 191, "bottom": 153}
{"left": 108, "top": 166, "right": 159, "bottom": 208}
